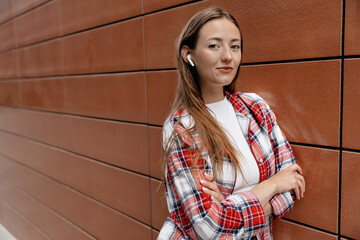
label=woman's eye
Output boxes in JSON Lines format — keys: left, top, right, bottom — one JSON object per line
{"left": 209, "top": 44, "right": 219, "bottom": 49}
{"left": 231, "top": 45, "right": 240, "bottom": 50}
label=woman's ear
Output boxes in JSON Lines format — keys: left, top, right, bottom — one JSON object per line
{"left": 181, "top": 45, "right": 193, "bottom": 65}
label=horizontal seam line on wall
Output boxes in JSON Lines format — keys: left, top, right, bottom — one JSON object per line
{"left": 0, "top": 68, "right": 176, "bottom": 81}
{"left": 342, "top": 148, "right": 360, "bottom": 154}
{"left": 0, "top": 151, "right": 155, "bottom": 230}
{"left": 143, "top": 0, "right": 204, "bottom": 15}
{"left": 150, "top": 175, "right": 162, "bottom": 182}
{"left": 241, "top": 56, "right": 343, "bottom": 65}
{"left": 0, "top": 104, "right": 148, "bottom": 127}
{"left": 290, "top": 142, "right": 341, "bottom": 151}
{"left": 281, "top": 218, "right": 339, "bottom": 236}
{"left": 147, "top": 123, "right": 163, "bottom": 128}
{"left": 0, "top": 68, "right": 178, "bottom": 81}
{"left": 339, "top": 235, "right": 356, "bottom": 240}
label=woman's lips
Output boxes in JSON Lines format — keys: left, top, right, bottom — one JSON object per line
{"left": 217, "top": 67, "right": 233, "bottom": 73}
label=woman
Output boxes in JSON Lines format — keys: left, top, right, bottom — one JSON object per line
{"left": 158, "top": 7, "right": 305, "bottom": 240}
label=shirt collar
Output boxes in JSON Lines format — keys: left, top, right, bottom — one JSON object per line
{"left": 224, "top": 90, "right": 250, "bottom": 116}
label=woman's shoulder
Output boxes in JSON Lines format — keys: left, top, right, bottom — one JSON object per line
{"left": 162, "top": 108, "right": 197, "bottom": 150}
{"left": 232, "top": 92, "right": 272, "bottom": 113}
{"left": 234, "top": 92, "right": 268, "bottom": 106}
{"left": 163, "top": 108, "right": 194, "bottom": 130}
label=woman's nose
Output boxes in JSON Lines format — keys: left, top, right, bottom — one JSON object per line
{"left": 221, "top": 47, "right": 232, "bottom": 62}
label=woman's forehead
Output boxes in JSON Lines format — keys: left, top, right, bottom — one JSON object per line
{"left": 198, "top": 18, "right": 241, "bottom": 41}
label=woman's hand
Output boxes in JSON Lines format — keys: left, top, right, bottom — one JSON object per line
{"left": 200, "top": 174, "right": 224, "bottom": 202}
{"left": 268, "top": 163, "right": 305, "bottom": 200}
{"left": 251, "top": 163, "right": 305, "bottom": 208}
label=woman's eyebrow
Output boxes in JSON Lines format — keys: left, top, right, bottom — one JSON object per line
{"left": 207, "top": 37, "right": 241, "bottom": 42}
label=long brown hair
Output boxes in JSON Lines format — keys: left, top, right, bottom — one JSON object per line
{"left": 164, "top": 7, "right": 245, "bottom": 180}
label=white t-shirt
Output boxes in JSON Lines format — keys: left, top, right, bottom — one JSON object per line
{"left": 206, "top": 97, "right": 260, "bottom": 193}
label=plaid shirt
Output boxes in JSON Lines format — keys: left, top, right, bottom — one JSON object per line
{"left": 158, "top": 92, "right": 296, "bottom": 240}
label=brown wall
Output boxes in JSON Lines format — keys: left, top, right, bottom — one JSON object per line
{"left": 0, "top": 0, "right": 359, "bottom": 239}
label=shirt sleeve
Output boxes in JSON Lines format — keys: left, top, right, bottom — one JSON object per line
{"left": 264, "top": 100, "right": 297, "bottom": 220}
{"left": 162, "top": 119, "right": 266, "bottom": 239}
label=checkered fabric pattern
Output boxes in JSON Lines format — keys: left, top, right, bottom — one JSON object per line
{"left": 158, "top": 92, "right": 296, "bottom": 240}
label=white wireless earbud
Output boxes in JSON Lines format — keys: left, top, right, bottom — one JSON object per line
{"left": 187, "top": 54, "right": 195, "bottom": 67}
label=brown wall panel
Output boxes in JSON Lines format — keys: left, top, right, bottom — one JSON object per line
{"left": 21, "top": 78, "right": 65, "bottom": 112}
{"left": 0, "top": 131, "right": 151, "bottom": 225}
{"left": 150, "top": 179, "right": 168, "bottom": 230}
{"left": 59, "top": 0, "right": 142, "bottom": 35}
{"left": 0, "top": 155, "right": 151, "bottom": 239}
{"left": 0, "top": 80, "right": 21, "bottom": 106}
{"left": 216, "top": 0, "right": 342, "bottom": 63}
{"left": 0, "top": 177, "right": 93, "bottom": 240}
{"left": 341, "top": 151, "right": 360, "bottom": 239}
{"left": 143, "top": 0, "right": 194, "bottom": 13}
{"left": 286, "top": 145, "right": 339, "bottom": 233}
{"left": 273, "top": 219, "right": 337, "bottom": 240}
{"left": 345, "top": 0, "right": 360, "bottom": 55}
{"left": 0, "top": 200, "right": 48, "bottom": 240}
{"left": 343, "top": 59, "right": 360, "bottom": 150}
{"left": 14, "top": 0, "right": 61, "bottom": 48}
{"left": 147, "top": 70, "right": 178, "bottom": 125}
{"left": 0, "top": 107, "right": 149, "bottom": 175}
{"left": 238, "top": 60, "right": 341, "bottom": 147}
{"left": 62, "top": 17, "right": 144, "bottom": 75}
{"left": 64, "top": 73, "right": 147, "bottom": 123}
{"left": 0, "top": 50, "right": 18, "bottom": 79}
{"left": 145, "top": 0, "right": 341, "bottom": 69}
{"left": 0, "top": 20, "right": 16, "bottom": 52}
{"left": 18, "top": 39, "right": 63, "bottom": 77}
{"left": 148, "top": 126, "right": 163, "bottom": 179}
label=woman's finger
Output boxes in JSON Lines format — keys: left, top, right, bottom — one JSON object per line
{"left": 203, "top": 186, "right": 222, "bottom": 201}
{"left": 200, "top": 179, "right": 213, "bottom": 189}
{"left": 201, "top": 179, "right": 220, "bottom": 192}
{"left": 291, "top": 164, "right": 303, "bottom": 175}
{"left": 299, "top": 175, "right": 305, "bottom": 193}
{"left": 299, "top": 177, "right": 305, "bottom": 198}
{"left": 293, "top": 173, "right": 305, "bottom": 199}
{"left": 295, "top": 173, "right": 305, "bottom": 195}
{"left": 295, "top": 179, "right": 303, "bottom": 198}
{"left": 302, "top": 175, "right": 306, "bottom": 191}
{"left": 204, "top": 173, "right": 213, "bottom": 181}
{"left": 294, "top": 185, "right": 301, "bottom": 200}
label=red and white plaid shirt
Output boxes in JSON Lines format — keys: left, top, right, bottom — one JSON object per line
{"left": 158, "top": 92, "right": 296, "bottom": 240}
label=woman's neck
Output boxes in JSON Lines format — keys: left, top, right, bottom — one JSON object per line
{"left": 201, "top": 87, "right": 225, "bottom": 104}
